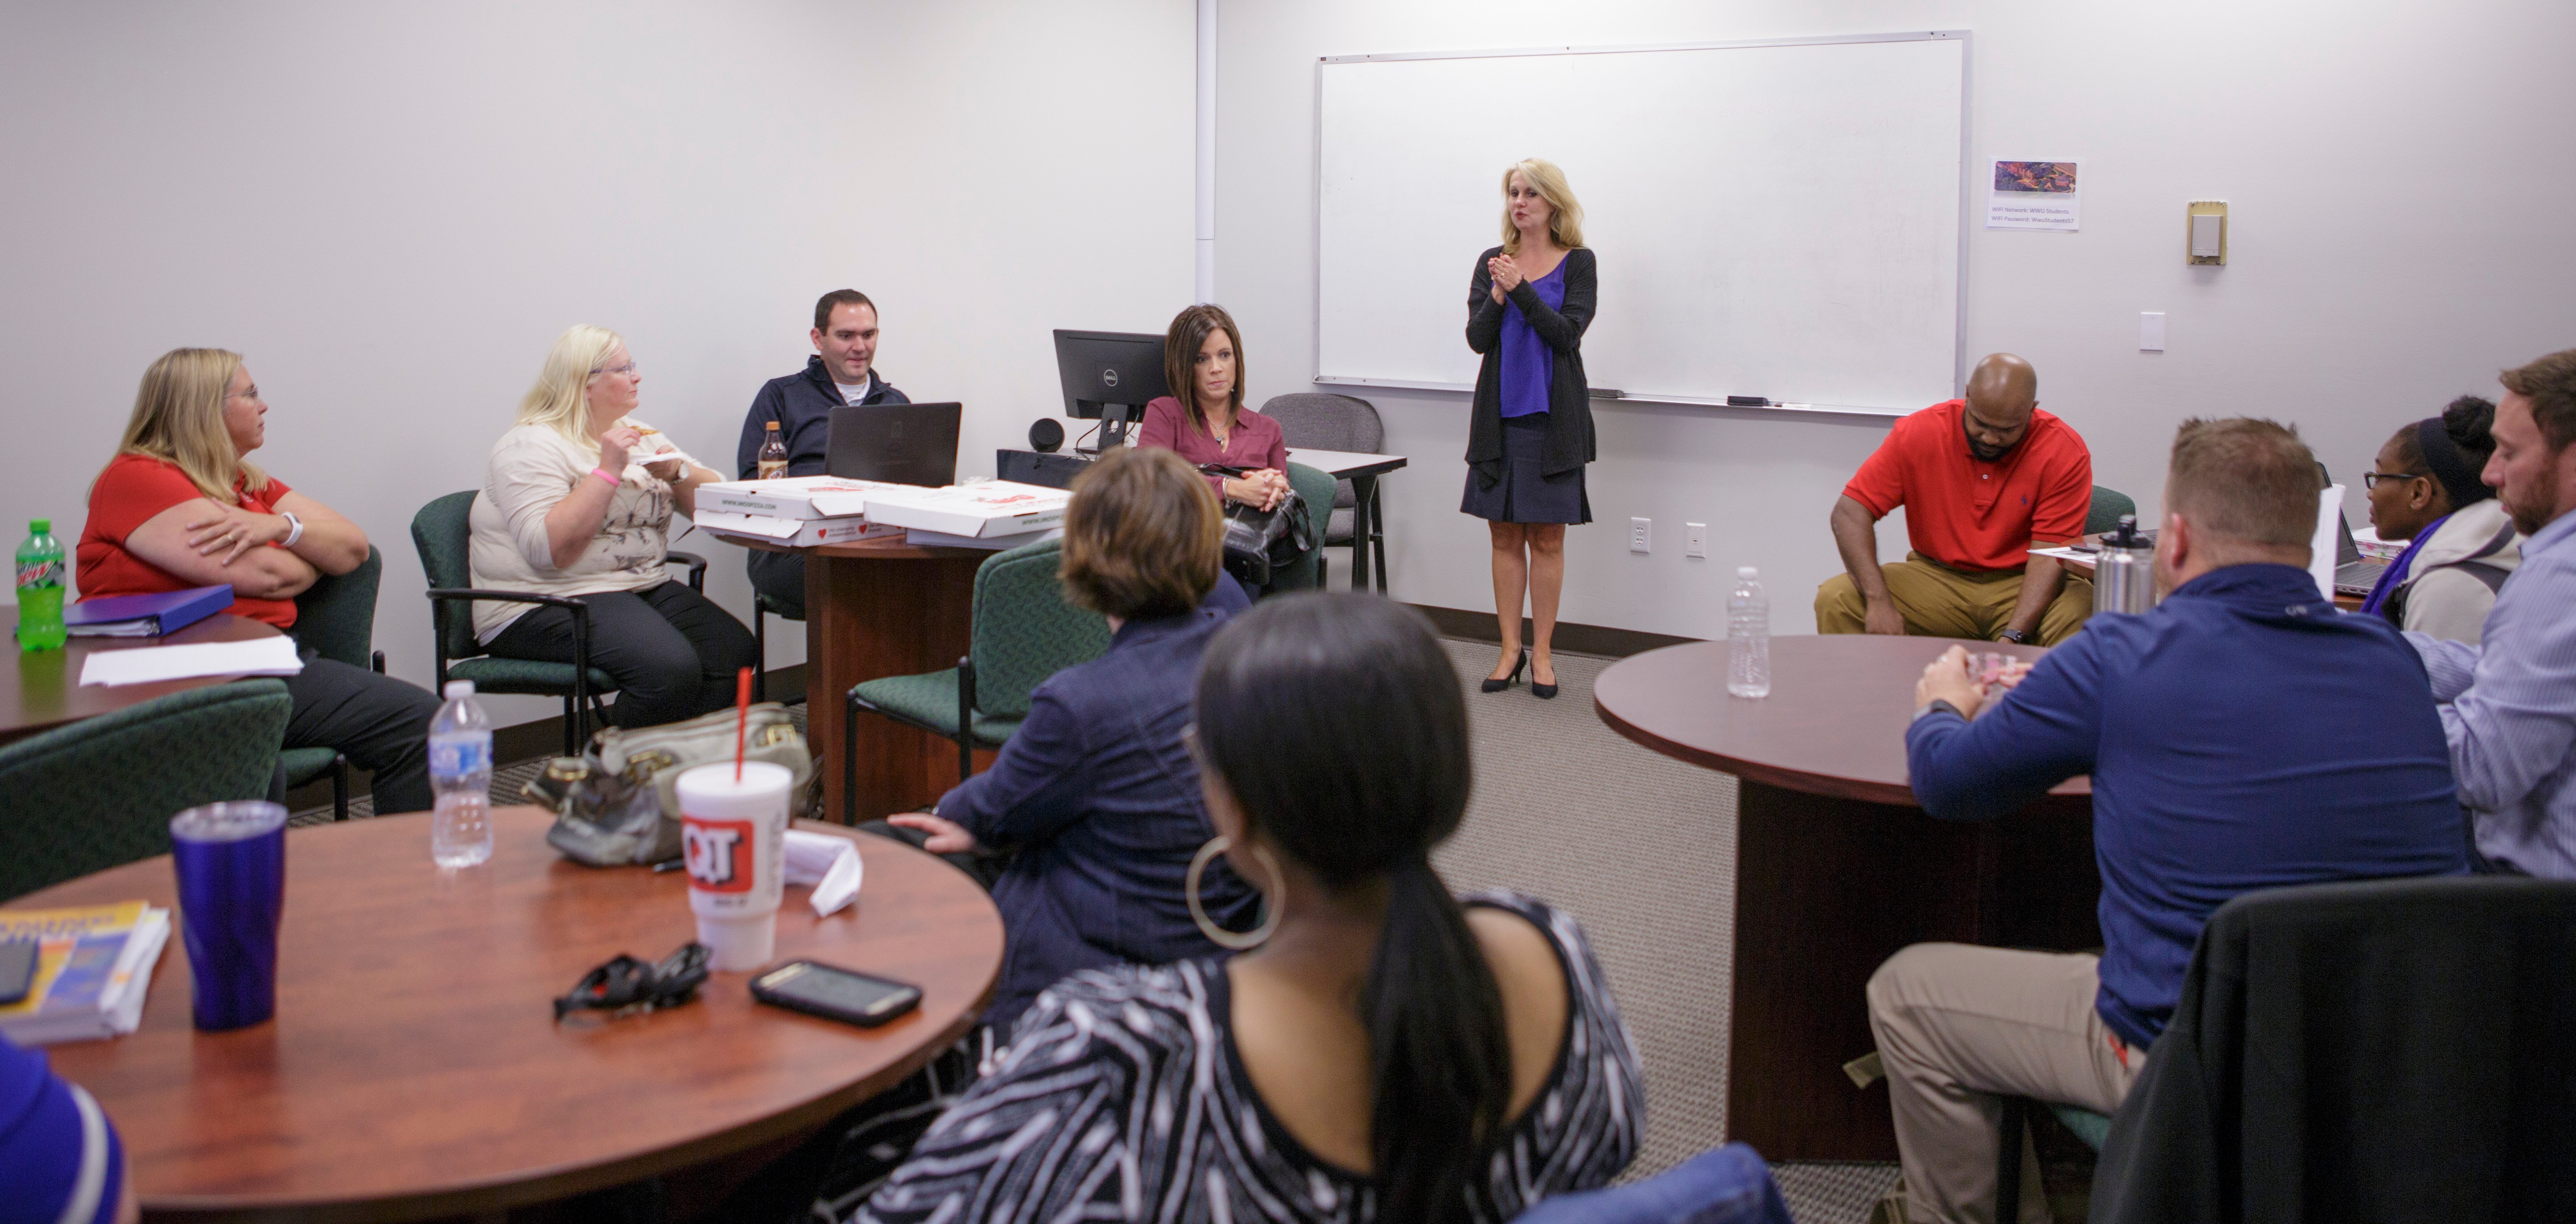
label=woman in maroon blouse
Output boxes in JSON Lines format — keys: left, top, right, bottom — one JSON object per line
{"left": 1136, "top": 304, "right": 1290, "bottom": 514}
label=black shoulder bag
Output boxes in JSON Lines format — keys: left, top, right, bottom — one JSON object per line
{"left": 1197, "top": 464, "right": 1316, "bottom": 587}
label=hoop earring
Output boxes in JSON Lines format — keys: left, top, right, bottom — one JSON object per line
{"left": 1187, "top": 835, "right": 1285, "bottom": 951}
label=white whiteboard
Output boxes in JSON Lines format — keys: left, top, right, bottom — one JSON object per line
{"left": 1316, "top": 33, "right": 1969, "bottom": 416}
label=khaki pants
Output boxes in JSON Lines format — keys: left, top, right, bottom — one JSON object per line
{"left": 1816, "top": 554, "right": 2093, "bottom": 646}
{"left": 1867, "top": 945, "right": 2144, "bottom": 1224}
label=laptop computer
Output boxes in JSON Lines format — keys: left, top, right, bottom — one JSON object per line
{"left": 826, "top": 402, "right": 961, "bottom": 488}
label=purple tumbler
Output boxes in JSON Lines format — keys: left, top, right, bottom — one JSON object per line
{"left": 170, "top": 801, "right": 288, "bottom": 1031}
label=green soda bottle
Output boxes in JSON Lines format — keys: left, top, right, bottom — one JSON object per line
{"left": 16, "top": 518, "right": 66, "bottom": 652}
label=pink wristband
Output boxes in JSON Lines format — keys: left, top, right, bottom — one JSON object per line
{"left": 590, "top": 467, "right": 620, "bottom": 488}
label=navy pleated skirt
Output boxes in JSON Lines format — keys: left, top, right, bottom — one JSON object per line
{"left": 1461, "top": 412, "right": 1591, "bottom": 525}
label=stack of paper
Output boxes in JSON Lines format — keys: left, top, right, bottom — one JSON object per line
{"left": 861, "top": 481, "right": 1071, "bottom": 548}
{"left": 0, "top": 902, "right": 171, "bottom": 1045}
{"left": 78, "top": 635, "right": 305, "bottom": 686}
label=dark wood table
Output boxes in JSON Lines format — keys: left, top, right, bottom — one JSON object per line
{"left": 1, "top": 611, "right": 283, "bottom": 746}
{"left": 727, "top": 534, "right": 996, "bottom": 824}
{"left": 767, "top": 536, "right": 995, "bottom": 824}
{"left": 23, "top": 806, "right": 1002, "bottom": 1222}
{"left": 1594, "top": 635, "right": 2099, "bottom": 1162}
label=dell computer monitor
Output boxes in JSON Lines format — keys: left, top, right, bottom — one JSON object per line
{"left": 1052, "top": 330, "right": 1167, "bottom": 451}
{"left": 826, "top": 401, "right": 962, "bottom": 487}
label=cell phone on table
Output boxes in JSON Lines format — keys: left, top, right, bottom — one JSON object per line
{"left": 751, "top": 960, "right": 922, "bottom": 1028}
{"left": 0, "top": 940, "right": 38, "bottom": 1007}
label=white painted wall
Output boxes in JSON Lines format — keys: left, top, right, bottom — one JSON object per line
{"left": 0, "top": 0, "right": 1193, "bottom": 723}
{"left": 1218, "top": 0, "right": 2576, "bottom": 639}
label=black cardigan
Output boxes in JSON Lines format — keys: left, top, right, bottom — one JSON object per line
{"left": 1464, "top": 245, "right": 1597, "bottom": 483}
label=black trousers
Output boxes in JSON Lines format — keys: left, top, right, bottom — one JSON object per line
{"left": 486, "top": 581, "right": 759, "bottom": 730}
{"left": 280, "top": 656, "right": 442, "bottom": 814}
{"left": 745, "top": 550, "right": 806, "bottom": 621}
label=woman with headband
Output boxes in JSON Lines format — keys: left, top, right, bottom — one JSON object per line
{"left": 2360, "top": 395, "right": 2521, "bottom": 643}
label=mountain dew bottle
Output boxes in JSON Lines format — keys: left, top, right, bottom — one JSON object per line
{"left": 16, "top": 519, "right": 66, "bottom": 652}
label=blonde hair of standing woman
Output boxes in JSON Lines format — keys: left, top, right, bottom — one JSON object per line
{"left": 110, "top": 348, "right": 269, "bottom": 502}
{"left": 1498, "top": 158, "right": 1586, "bottom": 255}
{"left": 515, "top": 324, "right": 627, "bottom": 455}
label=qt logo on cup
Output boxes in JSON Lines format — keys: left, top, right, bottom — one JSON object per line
{"left": 683, "top": 818, "right": 755, "bottom": 893}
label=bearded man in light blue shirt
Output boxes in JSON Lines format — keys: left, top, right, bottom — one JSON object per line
{"left": 2409, "top": 347, "right": 2576, "bottom": 877}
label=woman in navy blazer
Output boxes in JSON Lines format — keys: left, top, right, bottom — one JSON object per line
{"left": 890, "top": 447, "right": 1257, "bottom": 1033}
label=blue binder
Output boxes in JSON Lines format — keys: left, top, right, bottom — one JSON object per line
{"left": 64, "top": 584, "right": 234, "bottom": 638}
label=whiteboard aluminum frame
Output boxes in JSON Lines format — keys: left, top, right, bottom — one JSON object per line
{"left": 1309, "top": 30, "right": 1974, "bottom": 417}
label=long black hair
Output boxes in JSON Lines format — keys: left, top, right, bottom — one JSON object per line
{"left": 1193, "top": 593, "right": 1506, "bottom": 1223}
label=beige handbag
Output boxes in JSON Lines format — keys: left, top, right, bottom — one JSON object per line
{"left": 532, "top": 703, "right": 813, "bottom": 866}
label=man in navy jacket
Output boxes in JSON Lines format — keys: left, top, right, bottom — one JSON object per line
{"left": 734, "top": 289, "right": 912, "bottom": 619}
{"left": 1867, "top": 418, "right": 2466, "bottom": 1224}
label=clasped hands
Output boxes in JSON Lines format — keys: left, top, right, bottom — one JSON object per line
{"left": 1486, "top": 253, "right": 1529, "bottom": 303}
{"left": 1914, "top": 645, "right": 2032, "bottom": 721}
{"left": 1224, "top": 469, "right": 1290, "bottom": 512}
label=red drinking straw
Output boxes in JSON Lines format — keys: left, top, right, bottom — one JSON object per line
{"left": 734, "top": 666, "right": 753, "bottom": 782}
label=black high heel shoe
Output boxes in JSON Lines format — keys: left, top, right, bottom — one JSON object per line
{"left": 1481, "top": 649, "right": 1529, "bottom": 693}
{"left": 1532, "top": 654, "right": 1559, "bottom": 700}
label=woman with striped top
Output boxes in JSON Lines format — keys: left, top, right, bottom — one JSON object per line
{"left": 861, "top": 593, "right": 1643, "bottom": 1224}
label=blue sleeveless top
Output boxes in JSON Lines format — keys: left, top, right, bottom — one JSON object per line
{"left": 1498, "top": 259, "right": 1567, "bottom": 419}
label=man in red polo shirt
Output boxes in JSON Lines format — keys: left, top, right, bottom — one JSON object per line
{"left": 1817, "top": 353, "right": 2095, "bottom": 646}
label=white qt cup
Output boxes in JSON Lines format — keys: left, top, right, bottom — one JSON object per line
{"left": 676, "top": 761, "right": 793, "bottom": 971}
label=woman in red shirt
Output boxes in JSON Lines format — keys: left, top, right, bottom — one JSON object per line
{"left": 79, "top": 349, "right": 440, "bottom": 814}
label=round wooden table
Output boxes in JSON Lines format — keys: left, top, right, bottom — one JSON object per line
{"left": 1594, "top": 634, "right": 2098, "bottom": 1162}
{"left": 1, "top": 612, "right": 283, "bottom": 746}
{"left": 20, "top": 807, "right": 1003, "bottom": 1223}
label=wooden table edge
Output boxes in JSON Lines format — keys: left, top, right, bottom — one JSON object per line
{"left": 1591, "top": 691, "right": 1925, "bottom": 807}
{"left": 73, "top": 820, "right": 1000, "bottom": 1224}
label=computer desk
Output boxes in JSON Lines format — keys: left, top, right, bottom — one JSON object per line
{"left": 1288, "top": 448, "right": 1408, "bottom": 595}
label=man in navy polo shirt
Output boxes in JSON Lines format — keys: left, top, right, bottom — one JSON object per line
{"left": 734, "top": 288, "right": 912, "bottom": 620}
{"left": 1867, "top": 417, "right": 2466, "bottom": 1224}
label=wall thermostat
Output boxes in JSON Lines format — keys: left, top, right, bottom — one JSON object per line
{"left": 2188, "top": 200, "right": 2228, "bottom": 266}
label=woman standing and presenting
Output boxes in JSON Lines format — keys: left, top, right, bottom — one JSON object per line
{"left": 1464, "top": 158, "right": 1595, "bottom": 699}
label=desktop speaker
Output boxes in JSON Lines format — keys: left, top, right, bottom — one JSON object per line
{"left": 1029, "top": 418, "right": 1065, "bottom": 453}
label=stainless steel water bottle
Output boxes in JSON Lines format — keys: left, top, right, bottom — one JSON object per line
{"left": 2095, "top": 514, "right": 2156, "bottom": 615}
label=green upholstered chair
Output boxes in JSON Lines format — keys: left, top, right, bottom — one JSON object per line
{"left": 281, "top": 545, "right": 387, "bottom": 820}
{"left": 1265, "top": 462, "right": 1338, "bottom": 594}
{"left": 0, "top": 679, "right": 292, "bottom": 901}
{"left": 1996, "top": 1097, "right": 2112, "bottom": 1224}
{"left": 410, "top": 491, "right": 709, "bottom": 757}
{"left": 844, "top": 537, "right": 1111, "bottom": 816}
{"left": 2085, "top": 486, "right": 2139, "bottom": 537}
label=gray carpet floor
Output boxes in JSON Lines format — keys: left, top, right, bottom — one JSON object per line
{"left": 293, "top": 647, "right": 1899, "bottom": 1222}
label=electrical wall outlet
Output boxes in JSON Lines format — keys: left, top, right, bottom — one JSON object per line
{"left": 1685, "top": 522, "right": 1708, "bottom": 558}
{"left": 2140, "top": 311, "right": 2167, "bottom": 352}
{"left": 1629, "top": 517, "right": 1651, "bottom": 553}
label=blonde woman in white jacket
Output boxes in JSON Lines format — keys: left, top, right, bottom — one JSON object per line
{"left": 2360, "top": 395, "right": 2520, "bottom": 644}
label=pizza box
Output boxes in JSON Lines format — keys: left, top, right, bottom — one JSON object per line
{"left": 697, "top": 476, "right": 902, "bottom": 520}
{"left": 857, "top": 481, "right": 1071, "bottom": 538}
{"left": 693, "top": 510, "right": 903, "bottom": 548}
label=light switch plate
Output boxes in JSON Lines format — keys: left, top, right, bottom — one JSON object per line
{"left": 1685, "top": 522, "right": 1708, "bottom": 558}
{"left": 2187, "top": 200, "right": 2228, "bottom": 265}
{"left": 1629, "top": 517, "right": 1651, "bottom": 553}
{"left": 2140, "top": 311, "right": 2167, "bottom": 352}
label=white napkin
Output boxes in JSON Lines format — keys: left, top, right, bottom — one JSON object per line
{"left": 783, "top": 829, "right": 865, "bottom": 917}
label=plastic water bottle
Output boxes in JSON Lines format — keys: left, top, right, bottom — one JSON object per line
{"left": 429, "top": 680, "right": 494, "bottom": 868}
{"left": 14, "top": 519, "right": 65, "bottom": 653}
{"left": 1727, "top": 566, "right": 1771, "bottom": 699}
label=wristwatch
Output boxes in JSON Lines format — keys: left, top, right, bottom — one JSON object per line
{"left": 1997, "top": 628, "right": 2030, "bottom": 645}
{"left": 279, "top": 510, "right": 305, "bottom": 548}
